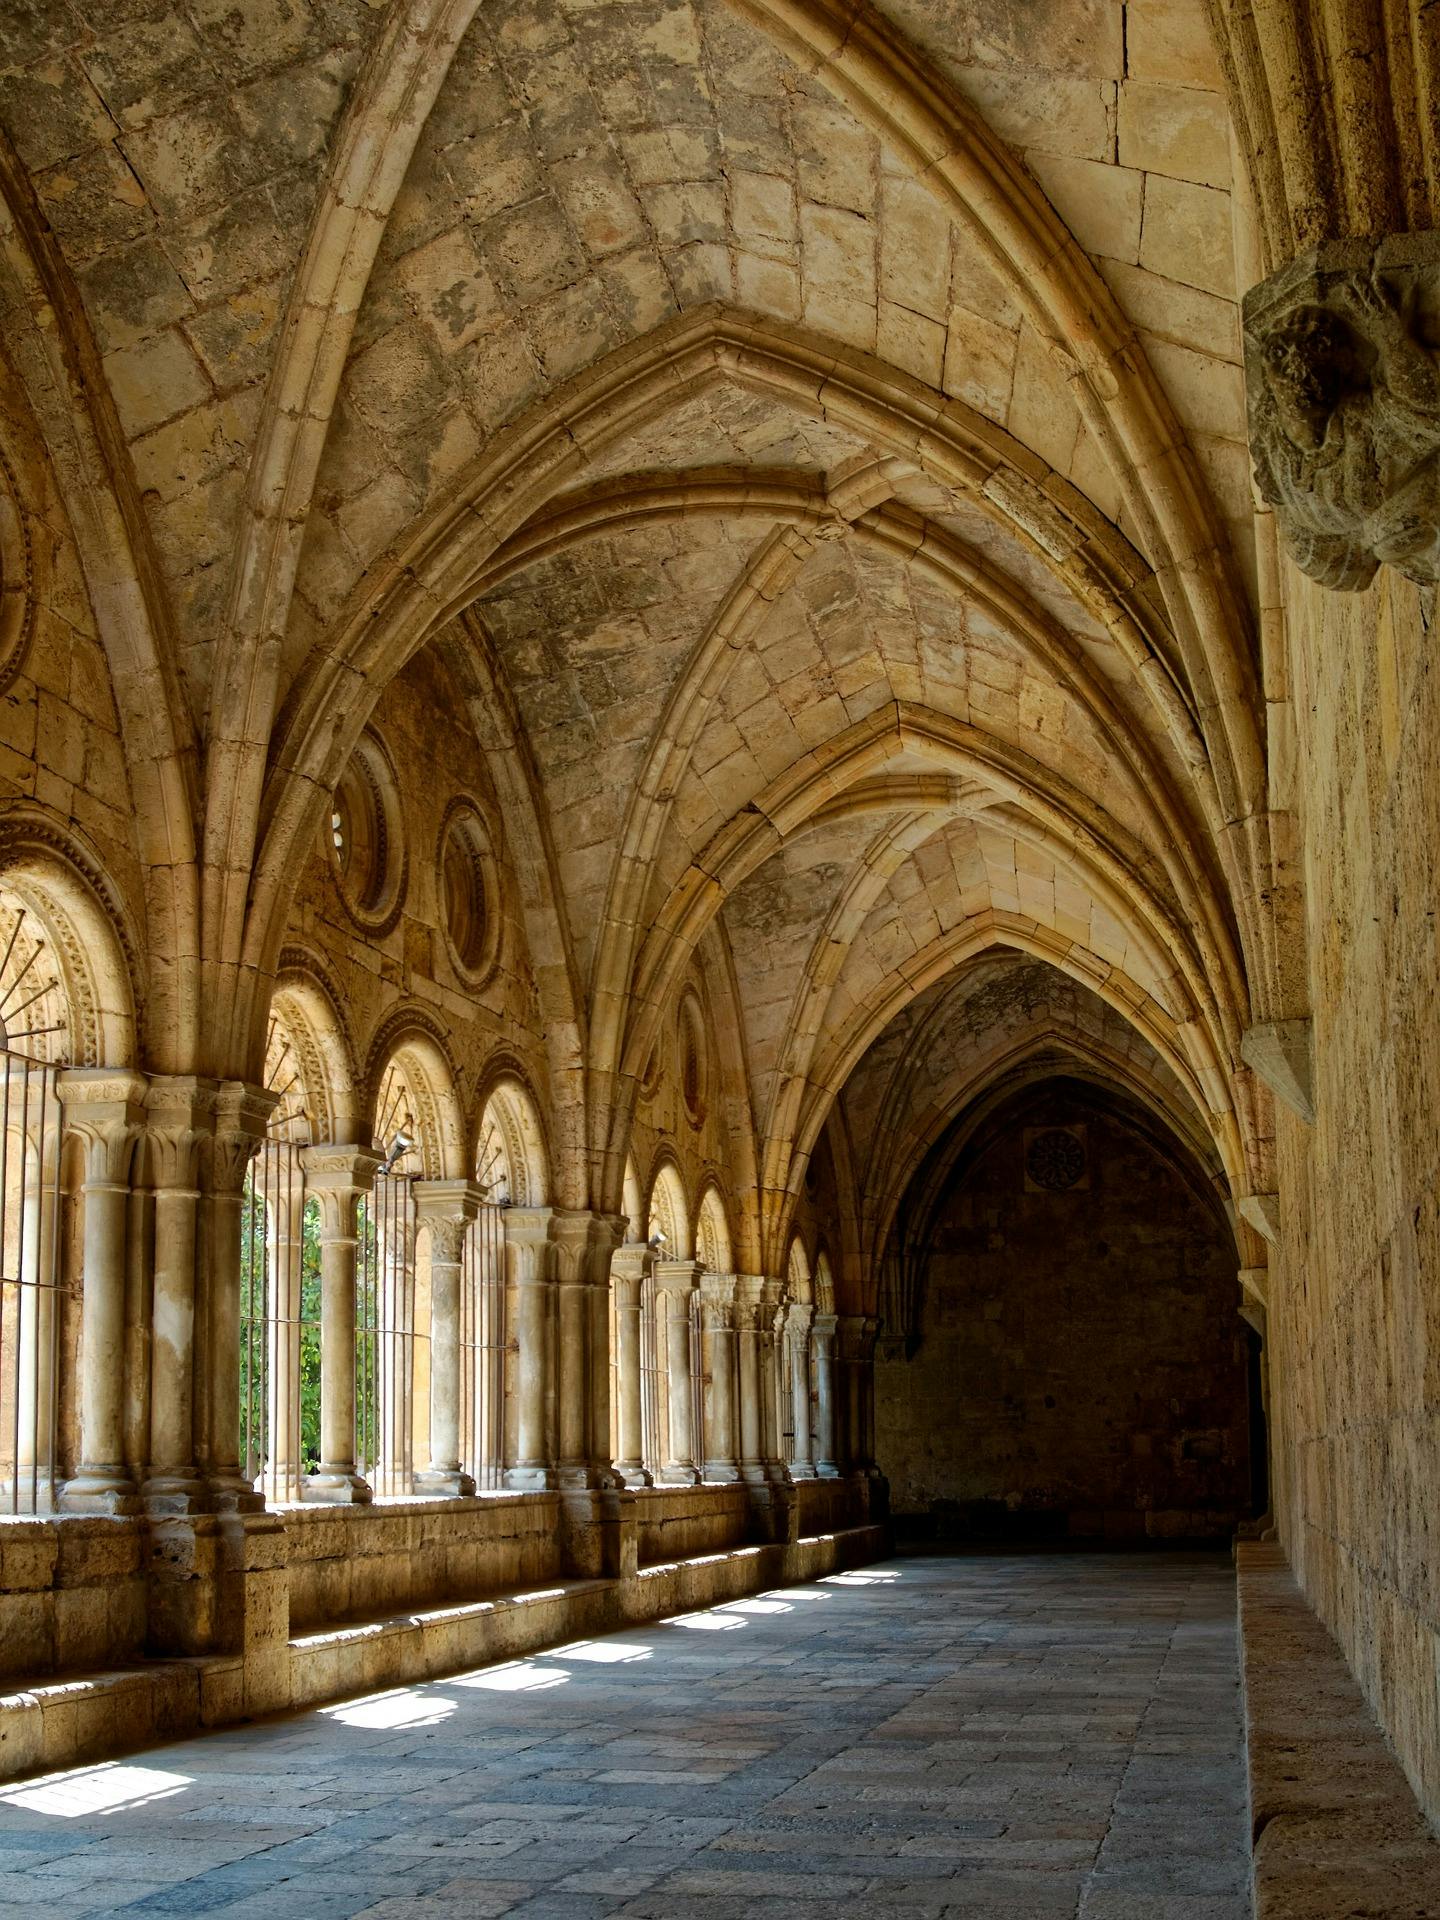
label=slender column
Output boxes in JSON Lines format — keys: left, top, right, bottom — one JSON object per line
{"left": 265, "top": 1182, "right": 303, "bottom": 1495}
{"left": 587, "top": 1213, "right": 624, "bottom": 1486}
{"left": 812, "top": 1309, "right": 840, "bottom": 1477}
{"left": 610, "top": 1242, "right": 652, "bottom": 1488}
{"left": 759, "top": 1277, "right": 790, "bottom": 1484}
{"left": 857, "top": 1315, "right": 879, "bottom": 1473}
{"left": 202, "top": 1082, "right": 274, "bottom": 1512}
{"left": 59, "top": 1070, "right": 147, "bottom": 1512}
{"left": 300, "top": 1145, "right": 382, "bottom": 1502}
{"left": 413, "top": 1179, "right": 482, "bottom": 1496}
{"left": 785, "top": 1301, "right": 816, "bottom": 1481}
{"left": 503, "top": 1206, "right": 554, "bottom": 1489}
{"left": 837, "top": 1313, "right": 866, "bottom": 1474}
{"left": 734, "top": 1275, "right": 766, "bottom": 1485}
{"left": 654, "top": 1257, "right": 701, "bottom": 1485}
{"left": 700, "top": 1272, "right": 740, "bottom": 1483}
{"left": 143, "top": 1077, "right": 215, "bottom": 1514}
{"left": 551, "top": 1210, "right": 598, "bottom": 1487}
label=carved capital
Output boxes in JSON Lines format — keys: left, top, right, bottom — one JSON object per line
{"left": 57, "top": 1067, "right": 148, "bottom": 1184}
{"left": 300, "top": 1142, "right": 383, "bottom": 1236}
{"left": 413, "top": 1178, "right": 484, "bottom": 1263}
{"left": 1245, "top": 234, "right": 1440, "bottom": 590}
{"left": 144, "top": 1075, "right": 219, "bottom": 1192}
{"left": 653, "top": 1256, "right": 702, "bottom": 1302}
{"left": 208, "top": 1080, "right": 278, "bottom": 1196}
{"left": 505, "top": 1205, "right": 554, "bottom": 1283}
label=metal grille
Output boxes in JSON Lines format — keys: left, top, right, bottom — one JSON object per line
{"left": 239, "top": 1137, "right": 321, "bottom": 1501}
{"left": 639, "top": 1261, "right": 663, "bottom": 1474}
{"left": 0, "top": 1050, "right": 63, "bottom": 1514}
{"left": 356, "top": 1170, "right": 421, "bottom": 1497}
{"left": 460, "top": 1201, "right": 506, "bottom": 1489}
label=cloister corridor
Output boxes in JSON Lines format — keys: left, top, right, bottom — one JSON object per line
{"left": 0, "top": 1554, "right": 1250, "bottom": 1920}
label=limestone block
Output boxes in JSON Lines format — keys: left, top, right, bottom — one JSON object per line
{"left": 1139, "top": 175, "right": 1235, "bottom": 298}
{"left": 1118, "top": 81, "right": 1230, "bottom": 189}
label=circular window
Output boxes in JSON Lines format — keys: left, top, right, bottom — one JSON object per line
{"left": 1026, "top": 1127, "right": 1086, "bottom": 1192}
{"left": 439, "top": 803, "right": 500, "bottom": 987}
{"left": 327, "top": 730, "right": 406, "bottom": 933}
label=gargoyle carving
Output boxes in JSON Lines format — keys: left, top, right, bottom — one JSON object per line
{"left": 1244, "top": 235, "right": 1440, "bottom": 591}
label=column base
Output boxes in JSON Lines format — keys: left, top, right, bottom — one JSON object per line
{"left": 657, "top": 1464, "right": 700, "bottom": 1486}
{"left": 60, "top": 1467, "right": 140, "bottom": 1514}
{"left": 614, "top": 1462, "right": 653, "bottom": 1489}
{"left": 302, "top": 1470, "right": 374, "bottom": 1505}
{"left": 557, "top": 1463, "right": 621, "bottom": 1492}
{"left": 143, "top": 1472, "right": 213, "bottom": 1517}
{"left": 815, "top": 1461, "right": 840, "bottom": 1479}
{"left": 413, "top": 1468, "right": 477, "bottom": 1498}
{"left": 702, "top": 1460, "right": 742, "bottom": 1484}
{"left": 503, "top": 1465, "right": 557, "bottom": 1491}
{"left": 207, "top": 1471, "right": 266, "bottom": 1515}
{"left": 787, "top": 1463, "right": 818, "bottom": 1482}
{"left": 740, "top": 1461, "right": 768, "bottom": 1486}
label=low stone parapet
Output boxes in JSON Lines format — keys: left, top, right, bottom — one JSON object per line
{"left": 633, "top": 1483, "right": 749, "bottom": 1566}
{"left": 1237, "top": 1541, "right": 1440, "bottom": 1916}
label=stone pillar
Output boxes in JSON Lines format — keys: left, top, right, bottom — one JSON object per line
{"left": 143, "top": 1076, "right": 215, "bottom": 1515}
{"left": 550, "top": 1209, "right": 619, "bottom": 1490}
{"left": 202, "top": 1083, "right": 275, "bottom": 1513}
{"left": 812, "top": 1309, "right": 840, "bottom": 1478}
{"left": 700, "top": 1272, "right": 740, "bottom": 1483}
{"left": 654, "top": 1257, "right": 701, "bottom": 1485}
{"left": 587, "top": 1213, "right": 624, "bottom": 1486}
{"left": 837, "top": 1313, "right": 867, "bottom": 1473}
{"left": 503, "top": 1206, "right": 554, "bottom": 1490}
{"left": 59, "top": 1070, "right": 147, "bottom": 1512}
{"left": 734, "top": 1276, "right": 766, "bottom": 1485}
{"left": 264, "top": 1180, "right": 304, "bottom": 1496}
{"left": 785, "top": 1301, "right": 816, "bottom": 1481}
{"left": 300, "top": 1145, "right": 381, "bottom": 1502}
{"left": 413, "top": 1180, "right": 483, "bottom": 1497}
{"left": 610, "top": 1242, "right": 652, "bottom": 1488}
{"left": 759, "top": 1277, "right": 790, "bottom": 1485}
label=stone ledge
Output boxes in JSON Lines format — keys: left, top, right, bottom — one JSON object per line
{"left": 1237, "top": 1542, "right": 1440, "bottom": 1916}
{"left": 0, "top": 1523, "right": 887, "bottom": 1790}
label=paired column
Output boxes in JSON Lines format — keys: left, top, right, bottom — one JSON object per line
{"left": 811, "top": 1309, "right": 840, "bottom": 1478}
{"left": 784, "top": 1301, "right": 816, "bottom": 1481}
{"left": 838, "top": 1313, "right": 879, "bottom": 1474}
{"left": 759, "top": 1278, "right": 790, "bottom": 1484}
{"left": 300, "top": 1145, "right": 382, "bottom": 1502}
{"left": 503, "top": 1207, "right": 554, "bottom": 1490}
{"left": 653, "top": 1257, "right": 701, "bottom": 1485}
{"left": 700, "top": 1272, "right": 740, "bottom": 1482}
{"left": 610, "top": 1242, "right": 653, "bottom": 1488}
{"left": 59, "top": 1070, "right": 147, "bottom": 1512}
{"left": 549, "top": 1209, "right": 619, "bottom": 1489}
{"left": 734, "top": 1275, "right": 767, "bottom": 1485}
{"left": 201, "top": 1082, "right": 275, "bottom": 1511}
{"left": 142, "top": 1077, "right": 214, "bottom": 1514}
{"left": 413, "top": 1179, "right": 484, "bottom": 1497}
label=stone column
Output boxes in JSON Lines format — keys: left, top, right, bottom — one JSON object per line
{"left": 734, "top": 1275, "right": 766, "bottom": 1485}
{"left": 413, "top": 1179, "right": 482, "bottom": 1496}
{"left": 264, "top": 1179, "right": 304, "bottom": 1497}
{"left": 837, "top": 1313, "right": 866, "bottom": 1473}
{"left": 503, "top": 1207, "right": 554, "bottom": 1490}
{"left": 759, "top": 1277, "right": 790, "bottom": 1485}
{"left": 700, "top": 1271, "right": 740, "bottom": 1483}
{"left": 59, "top": 1070, "right": 147, "bottom": 1512}
{"left": 202, "top": 1082, "right": 274, "bottom": 1513}
{"left": 143, "top": 1076, "right": 215, "bottom": 1515}
{"left": 587, "top": 1213, "right": 624, "bottom": 1486}
{"left": 785, "top": 1301, "right": 816, "bottom": 1481}
{"left": 550, "top": 1209, "right": 618, "bottom": 1490}
{"left": 610, "top": 1242, "right": 652, "bottom": 1488}
{"left": 300, "top": 1145, "right": 381, "bottom": 1502}
{"left": 812, "top": 1309, "right": 840, "bottom": 1478}
{"left": 654, "top": 1257, "right": 701, "bottom": 1485}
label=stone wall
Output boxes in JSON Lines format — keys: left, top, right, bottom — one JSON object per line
{"left": 878, "top": 1086, "right": 1252, "bottom": 1541}
{"left": 1268, "top": 559, "right": 1440, "bottom": 1822}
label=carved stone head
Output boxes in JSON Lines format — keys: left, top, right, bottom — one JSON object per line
{"left": 1244, "top": 234, "right": 1440, "bottom": 591}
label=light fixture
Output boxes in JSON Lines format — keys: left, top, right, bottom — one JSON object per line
{"left": 382, "top": 1129, "right": 414, "bottom": 1174}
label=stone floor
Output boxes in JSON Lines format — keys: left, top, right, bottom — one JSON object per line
{"left": 0, "top": 1552, "right": 1251, "bottom": 1918}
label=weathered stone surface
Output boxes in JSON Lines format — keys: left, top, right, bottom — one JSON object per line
{"left": 1245, "top": 235, "right": 1440, "bottom": 589}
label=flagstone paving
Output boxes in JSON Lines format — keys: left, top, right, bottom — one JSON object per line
{"left": 0, "top": 1552, "right": 1251, "bottom": 1917}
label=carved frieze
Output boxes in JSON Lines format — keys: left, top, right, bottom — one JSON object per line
{"left": 1244, "top": 234, "right": 1440, "bottom": 590}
